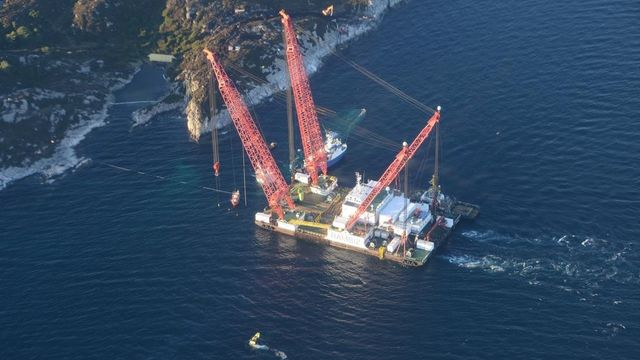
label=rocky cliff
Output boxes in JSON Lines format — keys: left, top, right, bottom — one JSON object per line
{"left": 0, "top": 0, "right": 396, "bottom": 187}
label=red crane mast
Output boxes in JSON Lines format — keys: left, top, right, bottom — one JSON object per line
{"left": 204, "top": 49, "right": 294, "bottom": 219}
{"left": 345, "top": 107, "right": 441, "bottom": 230}
{"left": 280, "top": 10, "right": 327, "bottom": 185}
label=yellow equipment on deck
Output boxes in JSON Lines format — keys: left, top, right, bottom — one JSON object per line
{"left": 289, "top": 219, "right": 330, "bottom": 229}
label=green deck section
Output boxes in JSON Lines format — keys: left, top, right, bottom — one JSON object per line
{"left": 411, "top": 248, "right": 430, "bottom": 261}
{"left": 284, "top": 184, "right": 348, "bottom": 224}
{"left": 452, "top": 201, "right": 480, "bottom": 219}
{"left": 292, "top": 191, "right": 331, "bottom": 213}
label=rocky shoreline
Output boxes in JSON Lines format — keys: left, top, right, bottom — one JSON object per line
{"left": 180, "top": 0, "right": 404, "bottom": 140}
{"left": 0, "top": 63, "right": 140, "bottom": 190}
{"left": 0, "top": 0, "right": 405, "bottom": 190}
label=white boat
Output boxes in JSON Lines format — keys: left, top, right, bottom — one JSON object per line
{"left": 325, "top": 130, "right": 347, "bottom": 168}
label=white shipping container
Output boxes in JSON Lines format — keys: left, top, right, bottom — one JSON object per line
{"left": 400, "top": 203, "right": 417, "bottom": 222}
{"left": 255, "top": 212, "right": 271, "bottom": 223}
{"left": 332, "top": 216, "right": 348, "bottom": 229}
{"left": 416, "top": 240, "right": 435, "bottom": 251}
{"left": 378, "top": 196, "right": 405, "bottom": 224}
{"left": 444, "top": 217, "right": 455, "bottom": 228}
{"left": 294, "top": 172, "right": 310, "bottom": 184}
{"left": 277, "top": 220, "right": 296, "bottom": 232}
{"left": 387, "top": 237, "right": 401, "bottom": 253}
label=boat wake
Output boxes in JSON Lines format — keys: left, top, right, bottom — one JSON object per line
{"left": 250, "top": 343, "right": 288, "bottom": 359}
{"left": 445, "top": 230, "right": 638, "bottom": 301}
{"left": 248, "top": 332, "right": 288, "bottom": 359}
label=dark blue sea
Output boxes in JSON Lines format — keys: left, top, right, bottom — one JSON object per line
{"left": 2, "top": 0, "right": 639, "bottom": 358}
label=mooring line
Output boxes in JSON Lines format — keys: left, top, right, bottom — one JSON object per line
{"left": 97, "top": 161, "right": 233, "bottom": 195}
{"left": 111, "top": 100, "right": 158, "bottom": 105}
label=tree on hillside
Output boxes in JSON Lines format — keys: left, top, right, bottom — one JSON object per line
{"left": 0, "top": 0, "right": 76, "bottom": 48}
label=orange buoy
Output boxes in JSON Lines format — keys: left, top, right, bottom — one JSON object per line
{"left": 213, "top": 161, "right": 220, "bottom": 176}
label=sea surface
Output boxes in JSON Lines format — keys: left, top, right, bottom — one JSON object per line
{"left": 2, "top": 0, "right": 639, "bottom": 358}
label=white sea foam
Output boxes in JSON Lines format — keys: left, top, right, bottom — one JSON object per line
{"left": 273, "top": 350, "right": 288, "bottom": 359}
{"left": 249, "top": 338, "right": 287, "bottom": 359}
{"left": 598, "top": 322, "right": 626, "bottom": 337}
{"left": 131, "top": 99, "right": 184, "bottom": 128}
{"left": 445, "top": 231, "right": 639, "bottom": 298}
{"left": 461, "top": 229, "right": 516, "bottom": 243}
{"left": 0, "top": 69, "right": 140, "bottom": 191}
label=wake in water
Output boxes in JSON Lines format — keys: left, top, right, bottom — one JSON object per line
{"left": 445, "top": 230, "right": 638, "bottom": 301}
{"left": 248, "top": 332, "right": 287, "bottom": 359}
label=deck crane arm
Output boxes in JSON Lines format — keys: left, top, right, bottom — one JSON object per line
{"left": 280, "top": 10, "right": 327, "bottom": 185}
{"left": 345, "top": 107, "right": 441, "bottom": 230}
{"left": 204, "top": 49, "right": 294, "bottom": 219}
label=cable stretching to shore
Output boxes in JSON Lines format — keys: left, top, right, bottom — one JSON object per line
{"left": 330, "top": 50, "right": 436, "bottom": 115}
{"left": 225, "top": 62, "right": 400, "bottom": 152}
{"left": 97, "top": 161, "right": 233, "bottom": 194}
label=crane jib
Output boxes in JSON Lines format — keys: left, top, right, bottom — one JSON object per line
{"left": 280, "top": 10, "right": 327, "bottom": 185}
{"left": 204, "top": 49, "right": 294, "bottom": 219}
{"left": 345, "top": 109, "right": 441, "bottom": 230}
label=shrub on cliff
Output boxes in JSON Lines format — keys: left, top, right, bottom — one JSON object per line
{"left": 1, "top": 0, "right": 76, "bottom": 47}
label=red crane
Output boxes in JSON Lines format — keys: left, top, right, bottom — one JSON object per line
{"left": 204, "top": 49, "right": 294, "bottom": 219}
{"left": 280, "top": 10, "right": 327, "bottom": 185}
{"left": 345, "top": 107, "right": 441, "bottom": 230}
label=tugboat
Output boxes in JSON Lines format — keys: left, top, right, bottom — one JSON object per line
{"left": 325, "top": 130, "right": 347, "bottom": 168}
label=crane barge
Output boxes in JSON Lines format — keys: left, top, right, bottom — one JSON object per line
{"left": 203, "top": 11, "right": 479, "bottom": 267}
{"left": 254, "top": 108, "right": 479, "bottom": 267}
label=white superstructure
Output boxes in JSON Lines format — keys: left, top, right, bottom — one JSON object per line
{"left": 325, "top": 130, "right": 347, "bottom": 168}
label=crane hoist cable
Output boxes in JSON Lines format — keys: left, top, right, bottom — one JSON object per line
{"left": 97, "top": 161, "right": 233, "bottom": 195}
{"left": 226, "top": 62, "right": 400, "bottom": 151}
{"left": 289, "top": 21, "right": 435, "bottom": 115}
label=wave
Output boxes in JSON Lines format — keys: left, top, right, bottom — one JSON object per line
{"left": 461, "top": 229, "right": 519, "bottom": 243}
{"left": 0, "top": 69, "right": 140, "bottom": 191}
{"left": 131, "top": 98, "right": 184, "bottom": 128}
{"left": 445, "top": 230, "right": 639, "bottom": 298}
{"left": 249, "top": 338, "right": 288, "bottom": 359}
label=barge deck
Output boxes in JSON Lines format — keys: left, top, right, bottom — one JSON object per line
{"left": 255, "top": 182, "right": 479, "bottom": 267}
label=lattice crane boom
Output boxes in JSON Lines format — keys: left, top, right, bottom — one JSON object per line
{"left": 204, "top": 49, "right": 294, "bottom": 219}
{"left": 280, "top": 10, "right": 327, "bottom": 185}
{"left": 345, "top": 108, "right": 441, "bottom": 230}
